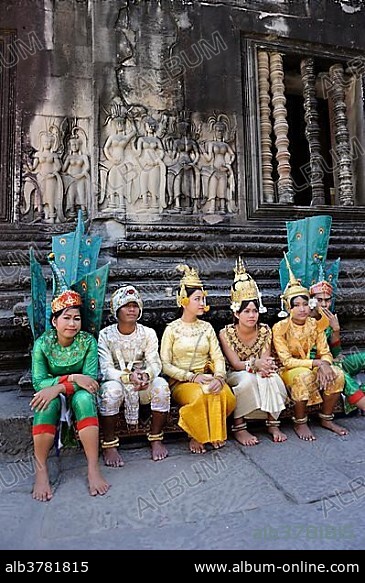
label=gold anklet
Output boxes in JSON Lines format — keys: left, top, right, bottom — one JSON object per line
{"left": 266, "top": 420, "right": 281, "bottom": 427}
{"left": 292, "top": 416, "right": 308, "bottom": 425}
{"left": 101, "top": 437, "right": 120, "bottom": 449}
{"left": 318, "top": 412, "right": 334, "bottom": 421}
{"left": 147, "top": 432, "right": 164, "bottom": 442}
{"left": 231, "top": 422, "right": 247, "bottom": 432}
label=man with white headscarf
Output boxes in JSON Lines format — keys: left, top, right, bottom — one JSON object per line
{"left": 98, "top": 284, "right": 170, "bottom": 465}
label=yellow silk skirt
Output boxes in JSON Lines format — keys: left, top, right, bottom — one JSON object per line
{"left": 172, "top": 381, "right": 236, "bottom": 444}
{"left": 280, "top": 366, "right": 344, "bottom": 406}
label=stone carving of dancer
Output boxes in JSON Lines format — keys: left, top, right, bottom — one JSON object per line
{"left": 101, "top": 102, "right": 137, "bottom": 212}
{"left": 167, "top": 118, "right": 201, "bottom": 214}
{"left": 201, "top": 115, "right": 236, "bottom": 215}
{"left": 62, "top": 132, "right": 90, "bottom": 219}
{"left": 134, "top": 116, "right": 166, "bottom": 212}
{"left": 31, "top": 129, "right": 64, "bottom": 223}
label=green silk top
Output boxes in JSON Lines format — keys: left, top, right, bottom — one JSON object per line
{"left": 32, "top": 329, "right": 98, "bottom": 392}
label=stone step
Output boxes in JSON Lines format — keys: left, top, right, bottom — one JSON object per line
{"left": 0, "top": 388, "right": 33, "bottom": 456}
{"left": 0, "top": 384, "right": 348, "bottom": 458}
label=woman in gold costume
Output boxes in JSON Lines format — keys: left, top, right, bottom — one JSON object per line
{"left": 160, "top": 264, "right": 236, "bottom": 453}
{"left": 272, "top": 254, "right": 348, "bottom": 441}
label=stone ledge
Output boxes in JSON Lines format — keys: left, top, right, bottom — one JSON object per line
{"left": 0, "top": 389, "right": 33, "bottom": 456}
{"left": 0, "top": 387, "right": 346, "bottom": 457}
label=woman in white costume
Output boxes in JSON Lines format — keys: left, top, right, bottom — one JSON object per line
{"left": 219, "top": 258, "right": 288, "bottom": 446}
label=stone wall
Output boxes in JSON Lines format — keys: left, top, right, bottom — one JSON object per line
{"left": 0, "top": 0, "right": 365, "bottom": 388}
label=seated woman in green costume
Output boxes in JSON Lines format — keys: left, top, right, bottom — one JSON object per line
{"left": 272, "top": 254, "right": 348, "bottom": 442}
{"left": 30, "top": 254, "right": 109, "bottom": 501}
{"left": 309, "top": 270, "right": 365, "bottom": 415}
{"left": 160, "top": 264, "right": 236, "bottom": 454}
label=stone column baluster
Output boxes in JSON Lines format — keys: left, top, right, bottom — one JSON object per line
{"left": 300, "top": 57, "right": 325, "bottom": 206}
{"left": 269, "top": 52, "right": 294, "bottom": 204}
{"left": 258, "top": 50, "right": 275, "bottom": 203}
{"left": 329, "top": 63, "right": 354, "bottom": 206}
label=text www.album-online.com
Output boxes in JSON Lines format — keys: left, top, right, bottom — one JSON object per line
{"left": 194, "top": 561, "right": 360, "bottom": 574}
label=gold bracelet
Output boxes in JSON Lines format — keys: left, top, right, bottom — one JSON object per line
{"left": 121, "top": 372, "right": 132, "bottom": 384}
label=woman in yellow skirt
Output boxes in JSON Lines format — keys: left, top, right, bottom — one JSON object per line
{"left": 272, "top": 254, "right": 348, "bottom": 441}
{"left": 160, "top": 264, "right": 236, "bottom": 453}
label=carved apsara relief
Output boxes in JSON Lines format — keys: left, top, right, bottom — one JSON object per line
{"left": 200, "top": 113, "right": 236, "bottom": 215}
{"left": 21, "top": 119, "right": 90, "bottom": 223}
{"left": 98, "top": 98, "right": 237, "bottom": 219}
{"left": 165, "top": 113, "right": 201, "bottom": 214}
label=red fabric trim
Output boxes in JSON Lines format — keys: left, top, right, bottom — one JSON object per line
{"left": 58, "top": 376, "right": 75, "bottom": 395}
{"left": 347, "top": 390, "right": 365, "bottom": 405}
{"left": 76, "top": 417, "right": 99, "bottom": 431}
{"left": 62, "top": 381, "right": 75, "bottom": 396}
{"left": 32, "top": 424, "right": 57, "bottom": 436}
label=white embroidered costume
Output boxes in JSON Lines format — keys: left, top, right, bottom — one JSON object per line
{"left": 98, "top": 323, "right": 170, "bottom": 425}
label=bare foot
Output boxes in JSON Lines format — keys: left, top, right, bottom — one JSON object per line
{"left": 212, "top": 440, "right": 226, "bottom": 449}
{"left": 267, "top": 426, "right": 287, "bottom": 443}
{"left": 234, "top": 429, "right": 259, "bottom": 446}
{"left": 88, "top": 467, "right": 110, "bottom": 496}
{"left": 294, "top": 423, "right": 316, "bottom": 441}
{"left": 102, "top": 447, "right": 124, "bottom": 467}
{"left": 320, "top": 419, "right": 349, "bottom": 436}
{"left": 32, "top": 469, "right": 53, "bottom": 502}
{"left": 189, "top": 438, "right": 206, "bottom": 454}
{"left": 151, "top": 440, "right": 168, "bottom": 461}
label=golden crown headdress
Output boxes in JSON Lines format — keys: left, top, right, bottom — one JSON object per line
{"left": 176, "top": 264, "right": 209, "bottom": 310}
{"left": 279, "top": 252, "right": 310, "bottom": 317}
{"left": 230, "top": 257, "right": 267, "bottom": 313}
